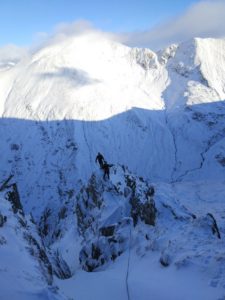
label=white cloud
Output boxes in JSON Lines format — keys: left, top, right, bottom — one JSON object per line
{"left": 0, "top": 44, "right": 28, "bottom": 65}
{"left": 54, "top": 19, "right": 94, "bottom": 36}
{"left": 36, "top": 20, "right": 118, "bottom": 48}
{"left": 1, "top": 1, "right": 225, "bottom": 60}
{"left": 120, "top": 0, "right": 225, "bottom": 50}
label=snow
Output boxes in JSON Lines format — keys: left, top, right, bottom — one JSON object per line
{"left": 0, "top": 32, "right": 225, "bottom": 299}
{"left": 53, "top": 168, "right": 225, "bottom": 300}
{"left": 57, "top": 253, "right": 223, "bottom": 300}
{"left": 0, "top": 194, "right": 64, "bottom": 300}
{"left": 56, "top": 266, "right": 128, "bottom": 300}
{"left": 196, "top": 38, "right": 225, "bottom": 99}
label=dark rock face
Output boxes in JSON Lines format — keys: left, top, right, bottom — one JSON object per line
{"left": 100, "top": 225, "right": 116, "bottom": 237}
{"left": 0, "top": 235, "right": 6, "bottom": 245}
{"left": 141, "top": 199, "right": 157, "bottom": 226}
{"left": 0, "top": 214, "right": 7, "bottom": 227}
{"left": 76, "top": 169, "right": 157, "bottom": 272}
{"left": 125, "top": 175, "right": 157, "bottom": 226}
{"left": 145, "top": 186, "right": 155, "bottom": 198}
{"left": 0, "top": 214, "right": 4, "bottom": 227}
{"left": 50, "top": 250, "right": 72, "bottom": 279}
{"left": 206, "top": 213, "right": 221, "bottom": 239}
{"left": 24, "top": 233, "right": 53, "bottom": 285}
{"left": 160, "top": 253, "right": 171, "bottom": 267}
{"left": 39, "top": 208, "right": 52, "bottom": 238}
{"left": 130, "top": 197, "right": 157, "bottom": 226}
{"left": 6, "top": 183, "right": 23, "bottom": 214}
{"left": 215, "top": 153, "right": 225, "bottom": 167}
{"left": 80, "top": 243, "right": 102, "bottom": 272}
{"left": 76, "top": 174, "right": 103, "bottom": 236}
{"left": 0, "top": 175, "right": 23, "bottom": 214}
{"left": 79, "top": 230, "right": 128, "bottom": 272}
{"left": 58, "top": 206, "right": 67, "bottom": 220}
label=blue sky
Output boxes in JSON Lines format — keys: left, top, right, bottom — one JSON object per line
{"left": 0, "top": 0, "right": 200, "bottom": 46}
{"left": 0, "top": 0, "right": 225, "bottom": 57}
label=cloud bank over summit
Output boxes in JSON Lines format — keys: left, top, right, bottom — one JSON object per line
{"left": 33, "top": 0, "right": 225, "bottom": 51}
{"left": 35, "top": 20, "right": 119, "bottom": 49}
{"left": 121, "top": 0, "right": 225, "bottom": 49}
{"left": 1, "top": 0, "right": 225, "bottom": 64}
{"left": 0, "top": 20, "right": 118, "bottom": 65}
{"left": 0, "top": 44, "right": 28, "bottom": 66}
{"left": 35, "top": 0, "right": 225, "bottom": 51}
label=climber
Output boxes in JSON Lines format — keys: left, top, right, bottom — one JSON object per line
{"left": 102, "top": 162, "right": 113, "bottom": 180}
{"left": 95, "top": 152, "right": 105, "bottom": 169}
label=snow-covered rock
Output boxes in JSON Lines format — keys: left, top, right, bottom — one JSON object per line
{"left": 0, "top": 181, "right": 66, "bottom": 299}
{"left": 0, "top": 32, "right": 225, "bottom": 299}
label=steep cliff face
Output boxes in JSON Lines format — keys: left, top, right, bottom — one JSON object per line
{"left": 161, "top": 38, "right": 225, "bottom": 181}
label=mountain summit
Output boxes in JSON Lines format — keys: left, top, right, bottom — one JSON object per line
{"left": 0, "top": 34, "right": 225, "bottom": 299}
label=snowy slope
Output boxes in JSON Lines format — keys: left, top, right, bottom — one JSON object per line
{"left": 0, "top": 35, "right": 224, "bottom": 214}
{"left": 0, "top": 188, "right": 66, "bottom": 300}
{"left": 1, "top": 33, "right": 165, "bottom": 120}
{"left": 161, "top": 38, "right": 225, "bottom": 181}
{"left": 1, "top": 35, "right": 225, "bottom": 191}
{"left": 0, "top": 33, "right": 225, "bottom": 299}
{"left": 56, "top": 168, "right": 225, "bottom": 300}
{"left": 0, "top": 32, "right": 173, "bottom": 216}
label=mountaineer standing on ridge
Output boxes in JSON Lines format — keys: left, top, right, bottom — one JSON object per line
{"left": 102, "top": 162, "right": 113, "bottom": 180}
{"left": 95, "top": 152, "right": 105, "bottom": 169}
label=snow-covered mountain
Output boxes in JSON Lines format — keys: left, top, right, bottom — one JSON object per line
{"left": 0, "top": 32, "right": 225, "bottom": 299}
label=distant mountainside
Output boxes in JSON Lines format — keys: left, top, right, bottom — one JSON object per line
{"left": 0, "top": 34, "right": 225, "bottom": 299}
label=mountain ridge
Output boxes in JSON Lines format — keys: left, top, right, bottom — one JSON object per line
{"left": 1, "top": 34, "right": 225, "bottom": 299}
